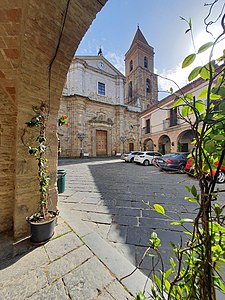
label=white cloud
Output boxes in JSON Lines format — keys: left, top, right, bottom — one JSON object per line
{"left": 105, "top": 51, "right": 125, "bottom": 74}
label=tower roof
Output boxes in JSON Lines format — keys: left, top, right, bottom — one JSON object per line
{"left": 129, "top": 26, "right": 150, "bottom": 49}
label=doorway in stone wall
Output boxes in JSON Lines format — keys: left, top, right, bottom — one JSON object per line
{"left": 96, "top": 130, "right": 107, "bottom": 156}
{"left": 129, "top": 143, "right": 134, "bottom": 151}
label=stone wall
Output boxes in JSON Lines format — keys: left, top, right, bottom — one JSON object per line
{"left": 0, "top": 0, "right": 107, "bottom": 239}
{"left": 58, "top": 95, "right": 140, "bottom": 157}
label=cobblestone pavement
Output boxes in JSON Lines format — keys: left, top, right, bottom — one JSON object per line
{"left": 1, "top": 157, "right": 225, "bottom": 299}
{"left": 58, "top": 157, "right": 200, "bottom": 275}
{"left": 0, "top": 214, "right": 147, "bottom": 300}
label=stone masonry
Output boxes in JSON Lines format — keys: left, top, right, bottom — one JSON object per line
{"left": 0, "top": 0, "right": 107, "bottom": 239}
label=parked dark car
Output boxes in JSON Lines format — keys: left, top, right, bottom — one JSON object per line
{"left": 153, "top": 152, "right": 190, "bottom": 172}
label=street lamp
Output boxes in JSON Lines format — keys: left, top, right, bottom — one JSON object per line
{"left": 120, "top": 136, "right": 126, "bottom": 153}
{"left": 77, "top": 132, "right": 85, "bottom": 158}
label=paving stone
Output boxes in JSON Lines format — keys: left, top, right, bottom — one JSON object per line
{"left": 113, "top": 215, "right": 138, "bottom": 226}
{"left": 139, "top": 217, "right": 183, "bottom": 231}
{"left": 70, "top": 203, "right": 115, "bottom": 214}
{"left": 141, "top": 209, "right": 178, "bottom": 219}
{"left": 53, "top": 221, "right": 71, "bottom": 238}
{"left": 63, "top": 256, "right": 113, "bottom": 300}
{"left": 126, "top": 226, "right": 151, "bottom": 246}
{"left": 59, "top": 205, "right": 93, "bottom": 237}
{"left": 46, "top": 245, "right": 93, "bottom": 283}
{"left": 105, "top": 279, "right": 133, "bottom": 300}
{"left": 115, "top": 200, "right": 132, "bottom": 207}
{"left": 82, "top": 232, "right": 150, "bottom": 296}
{"left": 118, "top": 207, "right": 142, "bottom": 217}
{"left": 82, "top": 211, "right": 113, "bottom": 224}
{"left": 107, "top": 224, "right": 127, "bottom": 243}
{"left": 0, "top": 268, "right": 48, "bottom": 300}
{"left": 27, "top": 279, "right": 68, "bottom": 300}
{"left": 87, "top": 222, "right": 111, "bottom": 240}
{"left": 131, "top": 201, "right": 150, "bottom": 209}
{"left": 108, "top": 241, "right": 136, "bottom": 266}
{"left": 0, "top": 247, "right": 49, "bottom": 279}
{"left": 96, "top": 290, "right": 115, "bottom": 300}
{"left": 44, "top": 232, "right": 83, "bottom": 261}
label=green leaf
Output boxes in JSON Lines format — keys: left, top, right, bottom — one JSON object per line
{"left": 214, "top": 135, "right": 225, "bottom": 141}
{"left": 171, "top": 221, "right": 181, "bottom": 225}
{"left": 173, "top": 97, "right": 184, "bottom": 108}
{"left": 217, "top": 87, "right": 225, "bottom": 97}
{"left": 204, "top": 140, "right": 216, "bottom": 153}
{"left": 182, "top": 105, "right": 190, "bottom": 117}
{"left": 198, "top": 88, "right": 208, "bottom": 98}
{"left": 153, "top": 204, "right": 165, "bottom": 215}
{"left": 197, "top": 42, "right": 213, "bottom": 53}
{"left": 191, "top": 185, "right": 197, "bottom": 197}
{"left": 136, "top": 291, "right": 146, "bottom": 300}
{"left": 210, "top": 93, "right": 221, "bottom": 100}
{"left": 200, "top": 65, "right": 210, "bottom": 80}
{"left": 184, "top": 186, "right": 191, "bottom": 192}
{"left": 195, "top": 101, "right": 205, "bottom": 113}
{"left": 165, "top": 268, "right": 173, "bottom": 278}
{"left": 152, "top": 274, "right": 162, "bottom": 290}
{"left": 170, "top": 257, "right": 176, "bottom": 268}
{"left": 219, "top": 101, "right": 225, "bottom": 113}
{"left": 180, "top": 218, "right": 193, "bottom": 224}
{"left": 188, "top": 66, "right": 202, "bottom": 81}
{"left": 164, "top": 279, "right": 171, "bottom": 292}
{"left": 182, "top": 53, "right": 196, "bottom": 68}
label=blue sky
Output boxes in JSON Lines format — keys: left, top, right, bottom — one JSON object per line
{"left": 76, "top": 0, "right": 224, "bottom": 99}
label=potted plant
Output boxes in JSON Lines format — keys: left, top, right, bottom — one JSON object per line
{"left": 25, "top": 102, "right": 58, "bottom": 244}
{"left": 57, "top": 114, "right": 69, "bottom": 193}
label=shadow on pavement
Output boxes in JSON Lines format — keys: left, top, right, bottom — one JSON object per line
{"left": 59, "top": 158, "right": 198, "bottom": 277}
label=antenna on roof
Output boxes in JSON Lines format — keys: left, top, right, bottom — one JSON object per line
{"left": 98, "top": 47, "right": 103, "bottom": 56}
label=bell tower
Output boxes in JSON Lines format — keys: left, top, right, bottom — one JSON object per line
{"left": 125, "top": 26, "right": 158, "bottom": 111}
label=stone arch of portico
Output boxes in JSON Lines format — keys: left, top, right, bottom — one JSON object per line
{"left": 158, "top": 134, "right": 171, "bottom": 154}
{"left": 0, "top": 1, "right": 107, "bottom": 238}
{"left": 177, "top": 129, "right": 194, "bottom": 152}
{"left": 143, "top": 138, "right": 154, "bottom": 151}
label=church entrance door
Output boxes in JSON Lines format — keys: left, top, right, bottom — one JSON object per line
{"left": 96, "top": 130, "right": 107, "bottom": 156}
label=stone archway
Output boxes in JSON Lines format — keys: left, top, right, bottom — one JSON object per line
{"left": 143, "top": 138, "right": 154, "bottom": 151}
{"left": 177, "top": 130, "right": 194, "bottom": 152}
{"left": 0, "top": 1, "right": 107, "bottom": 239}
{"left": 158, "top": 135, "right": 171, "bottom": 154}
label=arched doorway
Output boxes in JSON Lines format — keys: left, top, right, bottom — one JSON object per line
{"left": 177, "top": 130, "right": 194, "bottom": 152}
{"left": 144, "top": 138, "right": 154, "bottom": 150}
{"left": 158, "top": 135, "right": 171, "bottom": 154}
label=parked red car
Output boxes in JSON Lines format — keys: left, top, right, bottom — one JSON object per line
{"left": 185, "top": 157, "right": 225, "bottom": 183}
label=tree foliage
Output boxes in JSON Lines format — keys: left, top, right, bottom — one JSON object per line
{"left": 135, "top": 2, "right": 225, "bottom": 299}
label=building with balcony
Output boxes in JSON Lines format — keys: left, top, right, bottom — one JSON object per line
{"left": 140, "top": 76, "right": 208, "bottom": 154}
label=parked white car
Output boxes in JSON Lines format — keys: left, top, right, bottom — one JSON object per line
{"left": 121, "top": 151, "right": 141, "bottom": 163}
{"left": 134, "top": 151, "right": 162, "bottom": 166}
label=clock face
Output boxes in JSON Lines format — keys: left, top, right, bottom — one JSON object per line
{"left": 98, "top": 61, "right": 105, "bottom": 70}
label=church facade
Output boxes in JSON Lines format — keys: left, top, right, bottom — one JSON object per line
{"left": 58, "top": 27, "right": 158, "bottom": 157}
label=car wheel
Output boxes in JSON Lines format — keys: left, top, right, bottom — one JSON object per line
{"left": 143, "top": 160, "right": 150, "bottom": 166}
{"left": 216, "top": 171, "right": 225, "bottom": 183}
{"left": 179, "top": 165, "right": 185, "bottom": 173}
{"left": 130, "top": 157, "right": 134, "bottom": 163}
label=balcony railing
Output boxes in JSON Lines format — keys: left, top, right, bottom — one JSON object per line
{"left": 142, "top": 127, "right": 151, "bottom": 135}
{"left": 163, "top": 119, "right": 170, "bottom": 129}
